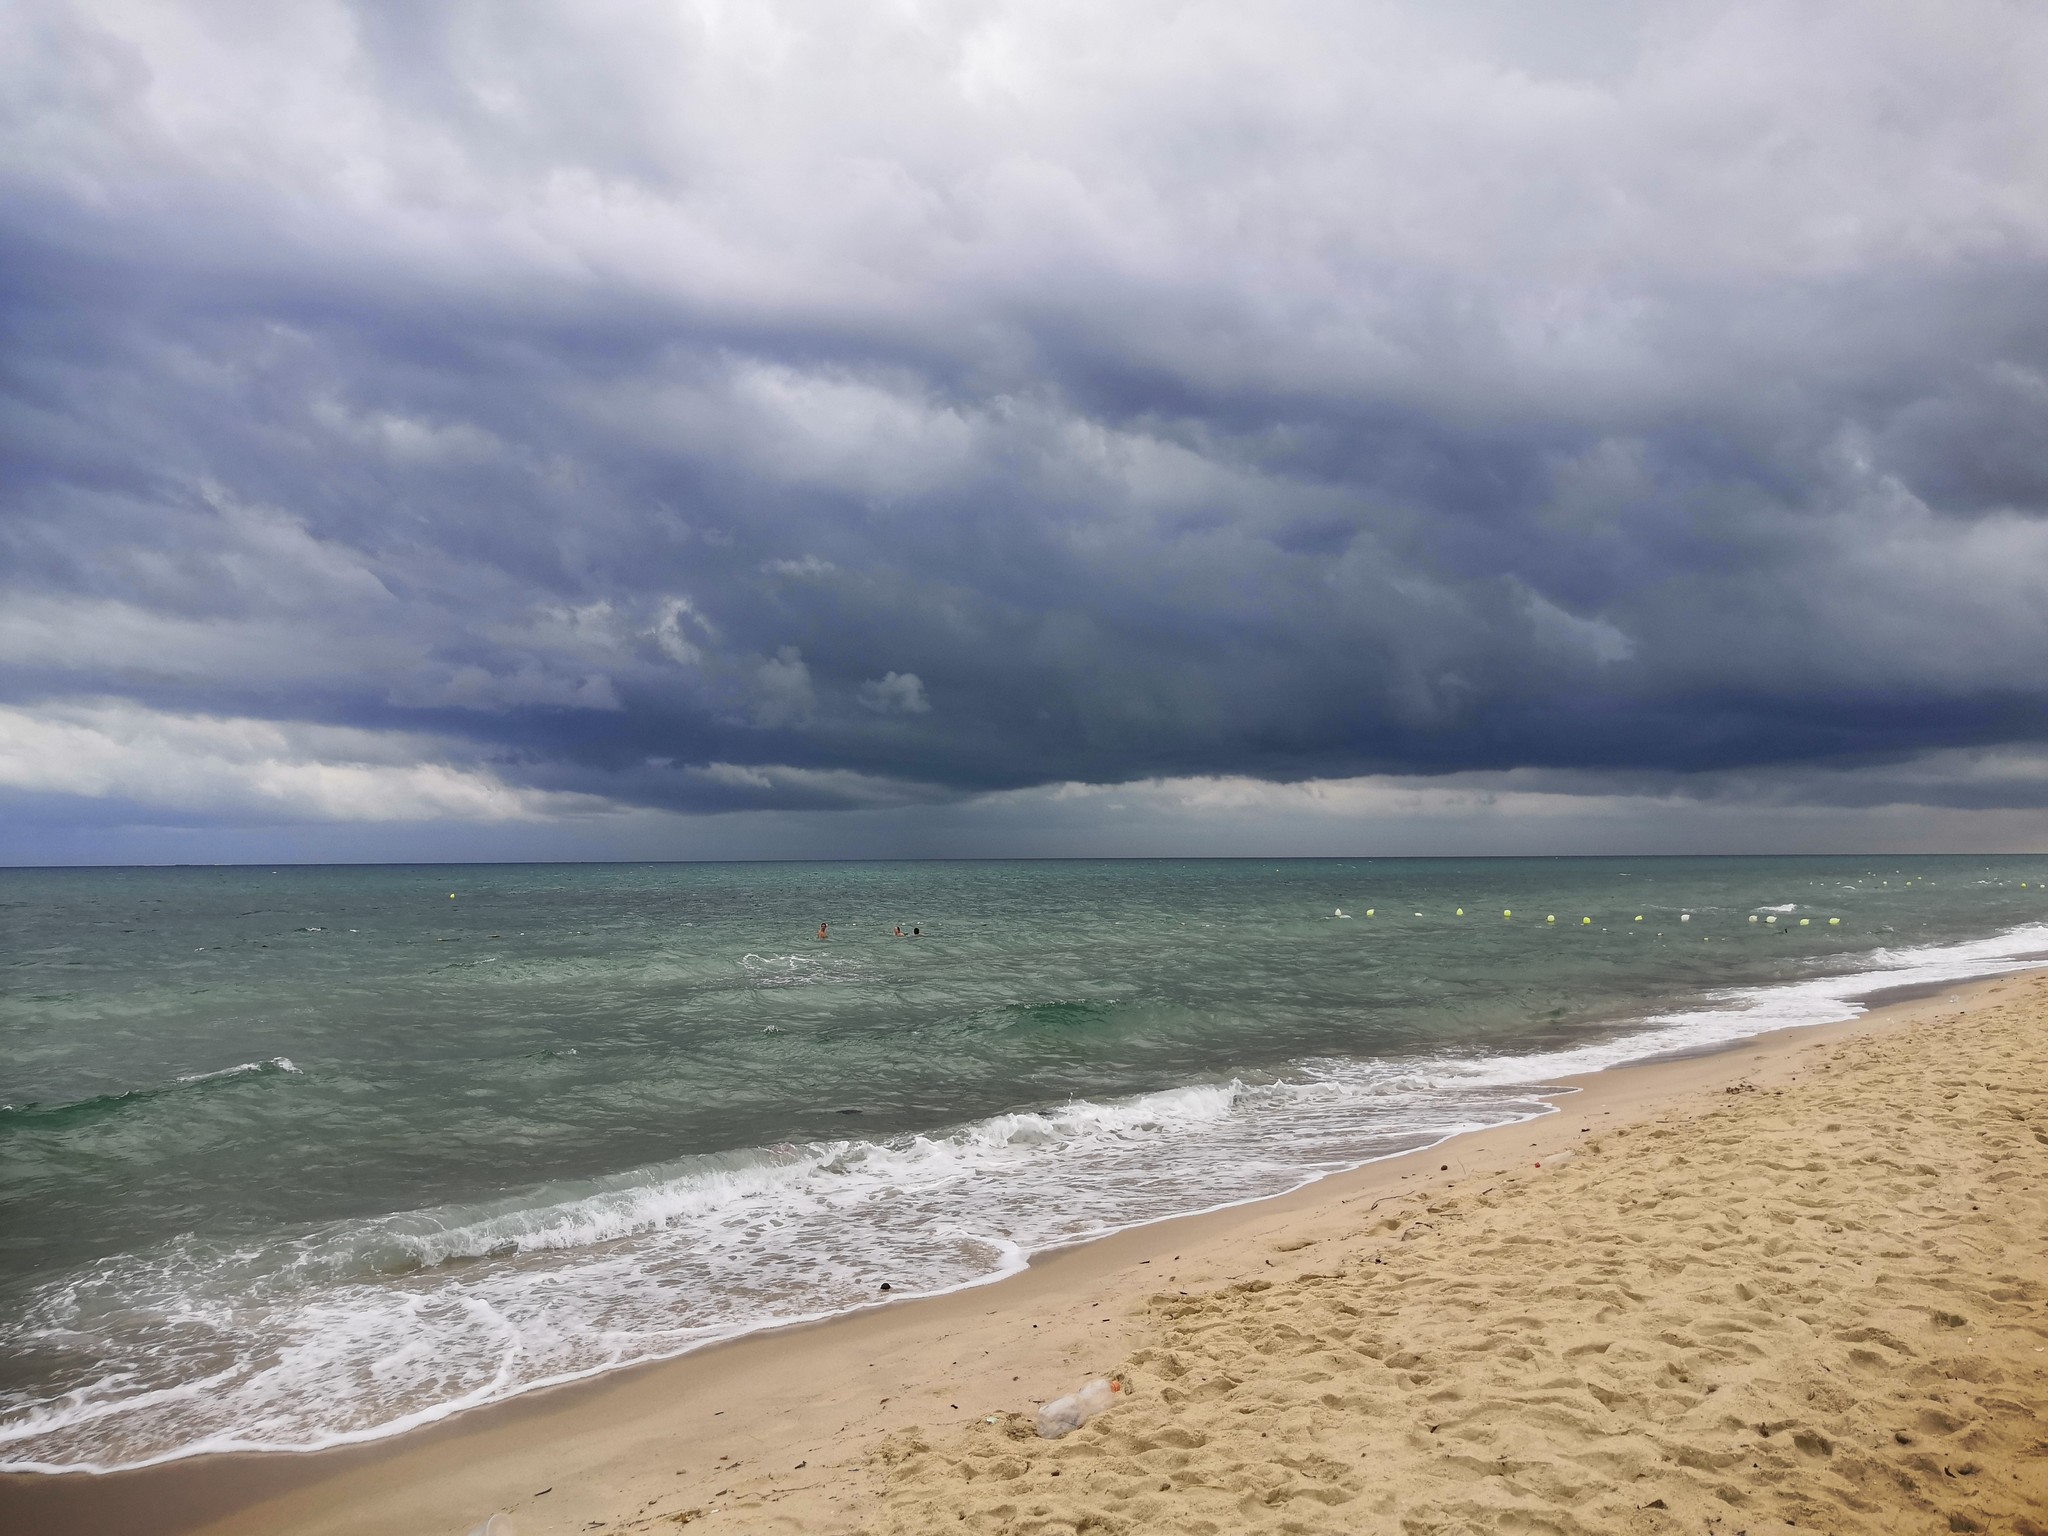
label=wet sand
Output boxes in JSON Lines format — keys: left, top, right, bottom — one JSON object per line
{"left": 6, "top": 973, "right": 2045, "bottom": 1535}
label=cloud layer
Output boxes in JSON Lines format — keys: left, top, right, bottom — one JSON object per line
{"left": 5, "top": 1, "right": 2048, "bottom": 854}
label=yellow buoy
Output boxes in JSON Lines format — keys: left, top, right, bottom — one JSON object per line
{"left": 1749, "top": 914, "right": 1759, "bottom": 923}
{"left": 1799, "top": 917, "right": 1810, "bottom": 926}
{"left": 1582, "top": 916, "right": 1592, "bottom": 925}
{"left": 1455, "top": 907, "right": 1465, "bottom": 916}
{"left": 1546, "top": 914, "right": 1555, "bottom": 923}
{"left": 1766, "top": 915, "right": 1777, "bottom": 924}
{"left": 1502, "top": 909, "right": 1512, "bottom": 918}
{"left": 449, "top": 893, "right": 457, "bottom": 899}
{"left": 1365, "top": 908, "right": 1375, "bottom": 916}
{"left": 1634, "top": 915, "right": 1643, "bottom": 922}
{"left": 1828, "top": 917, "right": 1840, "bottom": 925}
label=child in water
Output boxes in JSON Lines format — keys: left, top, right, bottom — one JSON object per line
{"left": 817, "top": 923, "right": 829, "bottom": 940}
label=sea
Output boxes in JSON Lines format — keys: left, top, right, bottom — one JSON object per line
{"left": 4, "top": 855, "right": 2045, "bottom": 1474}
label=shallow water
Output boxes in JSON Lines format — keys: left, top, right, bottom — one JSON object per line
{"left": 3, "top": 855, "right": 2044, "bottom": 1470}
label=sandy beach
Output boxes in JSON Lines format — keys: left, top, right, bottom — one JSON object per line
{"left": 7, "top": 972, "right": 2045, "bottom": 1536}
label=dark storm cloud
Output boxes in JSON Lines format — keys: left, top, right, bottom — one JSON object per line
{"left": 4, "top": 0, "right": 2048, "bottom": 839}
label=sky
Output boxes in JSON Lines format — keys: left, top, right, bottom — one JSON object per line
{"left": 5, "top": 0, "right": 2048, "bottom": 863}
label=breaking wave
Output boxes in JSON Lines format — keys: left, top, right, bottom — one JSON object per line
{"left": 5, "top": 922, "right": 2047, "bottom": 1474}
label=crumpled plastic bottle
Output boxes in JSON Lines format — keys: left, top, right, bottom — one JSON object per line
{"left": 1035, "top": 1376, "right": 1123, "bottom": 1438}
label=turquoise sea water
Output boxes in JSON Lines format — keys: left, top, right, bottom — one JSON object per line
{"left": 3, "top": 855, "right": 2046, "bottom": 1472}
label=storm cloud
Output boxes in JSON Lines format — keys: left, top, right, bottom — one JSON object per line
{"left": 4, "top": 0, "right": 2048, "bottom": 857}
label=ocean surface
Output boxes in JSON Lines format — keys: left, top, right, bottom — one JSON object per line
{"left": 3, "top": 855, "right": 2046, "bottom": 1473}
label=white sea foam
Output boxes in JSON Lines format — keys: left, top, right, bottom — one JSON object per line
{"left": 0, "top": 1072, "right": 1523, "bottom": 1472}
{"left": 7, "top": 921, "right": 2047, "bottom": 1474}
{"left": 174, "top": 1057, "right": 299, "bottom": 1085}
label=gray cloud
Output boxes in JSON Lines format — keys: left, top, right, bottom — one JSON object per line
{"left": 858, "top": 672, "right": 931, "bottom": 716}
{"left": 4, "top": 0, "right": 2048, "bottom": 853}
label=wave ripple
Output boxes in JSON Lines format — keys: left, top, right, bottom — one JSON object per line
{"left": 4, "top": 920, "right": 2046, "bottom": 1473}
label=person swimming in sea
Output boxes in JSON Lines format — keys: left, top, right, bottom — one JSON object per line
{"left": 817, "top": 922, "right": 829, "bottom": 941}
{"left": 893, "top": 925, "right": 904, "bottom": 937}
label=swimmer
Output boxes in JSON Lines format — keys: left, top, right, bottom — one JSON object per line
{"left": 894, "top": 925, "right": 905, "bottom": 937}
{"left": 817, "top": 922, "right": 829, "bottom": 941}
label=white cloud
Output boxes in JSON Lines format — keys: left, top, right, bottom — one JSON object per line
{"left": 651, "top": 596, "right": 715, "bottom": 667}
{"left": 308, "top": 396, "right": 503, "bottom": 465}
{"left": 0, "top": 595, "right": 416, "bottom": 686}
{"left": 857, "top": 670, "right": 931, "bottom": 714}
{"left": 685, "top": 759, "right": 943, "bottom": 806}
{"left": 1021, "top": 748, "right": 2048, "bottom": 832}
{"left": 749, "top": 645, "right": 815, "bottom": 727}
{"left": 957, "top": 755, "right": 2048, "bottom": 856}
{"left": 0, "top": 700, "right": 616, "bottom": 823}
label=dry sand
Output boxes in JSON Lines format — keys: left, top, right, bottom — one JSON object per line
{"left": 6, "top": 974, "right": 2045, "bottom": 1536}
{"left": 873, "top": 979, "right": 2048, "bottom": 1536}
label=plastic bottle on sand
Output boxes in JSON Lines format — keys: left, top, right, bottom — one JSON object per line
{"left": 465, "top": 1516, "right": 516, "bottom": 1536}
{"left": 1035, "top": 1377, "right": 1122, "bottom": 1438}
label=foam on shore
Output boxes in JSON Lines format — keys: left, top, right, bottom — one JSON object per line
{"left": 5, "top": 920, "right": 2047, "bottom": 1475}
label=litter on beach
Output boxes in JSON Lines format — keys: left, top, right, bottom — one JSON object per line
{"left": 1036, "top": 1377, "right": 1123, "bottom": 1438}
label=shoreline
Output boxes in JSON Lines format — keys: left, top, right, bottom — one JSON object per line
{"left": 4, "top": 964, "right": 2036, "bottom": 1536}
